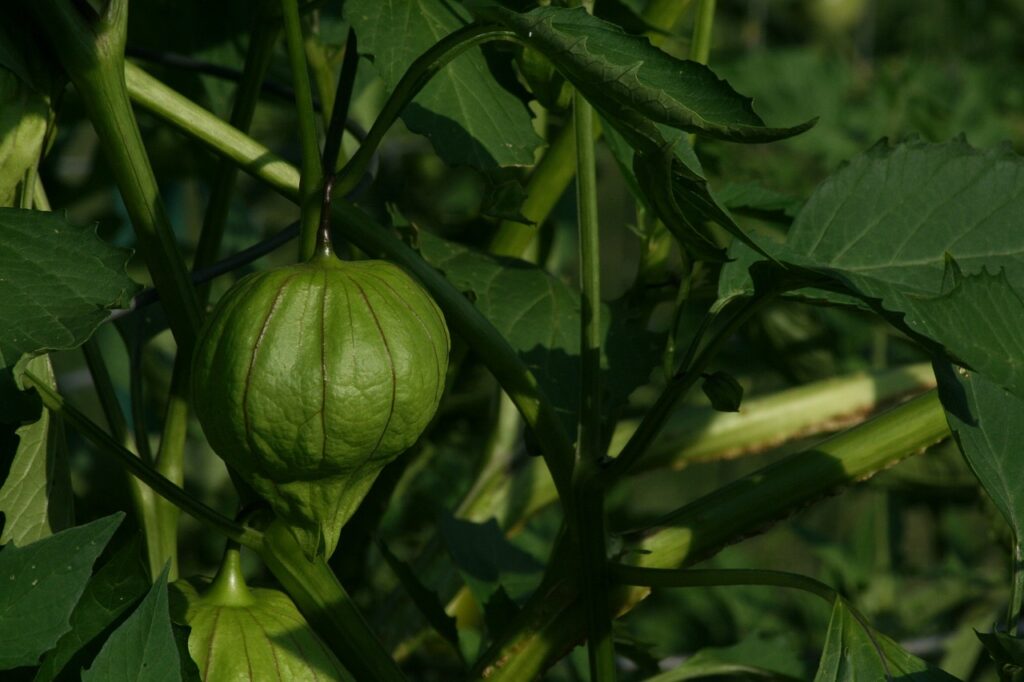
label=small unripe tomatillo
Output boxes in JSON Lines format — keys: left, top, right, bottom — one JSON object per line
{"left": 191, "top": 195, "right": 450, "bottom": 558}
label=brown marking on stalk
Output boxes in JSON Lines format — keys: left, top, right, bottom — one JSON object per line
{"left": 241, "top": 273, "right": 301, "bottom": 473}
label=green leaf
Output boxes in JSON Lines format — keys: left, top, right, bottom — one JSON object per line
{"left": 644, "top": 632, "right": 805, "bottom": 681}
{"left": 935, "top": 362, "right": 1024, "bottom": 540}
{"left": 34, "top": 536, "right": 150, "bottom": 682}
{"left": 81, "top": 566, "right": 179, "bottom": 682}
{"left": 474, "top": 4, "right": 814, "bottom": 143}
{"left": 0, "top": 6, "right": 56, "bottom": 208}
{"left": 438, "top": 513, "right": 542, "bottom": 606}
{"left": 768, "top": 139, "right": 1024, "bottom": 397}
{"left": 416, "top": 231, "right": 659, "bottom": 437}
{"left": 701, "top": 370, "right": 744, "bottom": 413}
{"left": 345, "top": 0, "right": 542, "bottom": 169}
{"left": 976, "top": 630, "right": 1024, "bottom": 675}
{"left": 0, "top": 208, "right": 138, "bottom": 371}
{"left": 813, "top": 598, "right": 958, "bottom": 681}
{"left": 0, "top": 513, "right": 123, "bottom": 669}
{"left": 0, "top": 354, "right": 73, "bottom": 547}
{"left": 377, "top": 539, "right": 461, "bottom": 657}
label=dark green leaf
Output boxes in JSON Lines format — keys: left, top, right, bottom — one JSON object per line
{"left": 480, "top": 179, "right": 532, "bottom": 224}
{"left": 438, "top": 513, "right": 542, "bottom": 606}
{"left": 417, "top": 231, "right": 660, "bottom": 438}
{"left": 0, "top": 208, "right": 138, "bottom": 371}
{"left": 716, "top": 182, "right": 803, "bottom": 222}
{"left": 34, "top": 537, "right": 150, "bottom": 682}
{"left": 762, "top": 139, "right": 1024, "bottom": 397}
{"left": 81, "top": 566, "right": 179, "bottom": 682}
{"left": 935, "top": 362, "right": 1024, "bottom": 541}
{"left": 474, "top": 4, "right": 814, "bottom": 142}
{"left": 377, "top": 539, "right": 461, "bottom": 656}
{"left": 345, "top": 0, "right": 542, "bottom": 169}
{"left": 0, "top": 513, "right": 123, "bottom": 669}
{"left": 976, "top": 630, "right": 1024, "bottom": 673}
{"left": 481, "top": 585, "right": 520, "bottom": 639}
{"left": 813, "top": 598, "right": 958, "bottom": 681}
{"left": 702, "top": 370, "right": 744, "bottom": 413}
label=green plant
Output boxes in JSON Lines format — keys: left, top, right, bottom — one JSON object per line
{"left": 2, "top": 0, "right": 1023, "bottom": 680}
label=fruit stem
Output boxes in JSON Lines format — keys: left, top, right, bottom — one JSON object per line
{"left": 204, "top": 543, "right": 256, "bottom": 607}
{"left": 316, "top": 174, "right": 335, "bottom": 258}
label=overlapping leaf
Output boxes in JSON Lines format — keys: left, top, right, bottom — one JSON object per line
{"left": 345, "top": 0, "right": 541, "bottom": 169}
{"left": 814, "top": 599, "right": 958, "bottom": 681}
{"left": 730, "top": 139, "right": 1024, "bottom": 397}
{"left": 34, "top": 538, "right": 151, "bottom": 682}
{"left": 473, "top": 4, "right": 814, "bottom": 143}
{"left": 81, "top": 567, "right": 179, "bottom": 682}
{"left": 0, "top": 354, "right": 73, "bottom": 547}
{"left": 416, "top": 230, "right": 660, "bottom": 438}
{"left": 935, "top": 363, "right": 1024, "bottom": 542}
{"left": 0, "top": 514, "right": 123, "bottom": 669}
{"left": 0, "top": 208, "right": 138, "bottom": 371}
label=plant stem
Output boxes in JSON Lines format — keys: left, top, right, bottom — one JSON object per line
{"left": 81, "top": 338, "right": 164, "bottom": 578}
{"left": 475, "top": 390, "right": 950, "bottom": 679}
{"left": 151, "top": 18, "right": 280, "bottom": 582}
{"left": 31, "top": 0, "right": 202, "bottom": 353}
{"left": 1008, "top": 541, "right": 1024, "bottom": 634}
{"left": 603, "top": 294, "right": 772, "bottom": 483}
{"left": 489, "top": 118, "right": 598, "bottom": 258}
{"left": 123, "top": 63, "right": 576, "bottom": 502}
{"left": 303, "top": 15, "right": 336, "bottom": 129}
{"left": 259, "top": 521, "right": 408, "bottom": 682}
{"left": 125, "top": 63, "right": 302, "bottom": 196}
{"left": 333, "top": 23, "right": 515, "bottom": 198}
{"left": 487, "top": 2, "right": 691, "bottom": 258}
{"left": 280, "top": 0, "right": 324, "bottom": 262}
{"left": 192, "top": 21, "right": 280, "bottom": 283}
{"left": 608, "top": 565, "right": 837, "bottom": 604}
{"left": 322, "top": 29, "right": 358, "bottom": 175}
{"left": 572, "top": 87, "right": 616, "bottom": 680}
{"left": 23, "top": 371, "right": 260, "bottom": 549}
{"left": 689, "top": 0, "right": 717, "bottom": 65}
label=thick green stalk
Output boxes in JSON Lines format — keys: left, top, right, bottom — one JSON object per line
{"left": 689, "top": 0, "right": 717, "bottom": 65}
{"left": 487, "top": 1, "right": 691, "bottom": 257}
{"left": 572, "top": 88, "right": 616, "bottom": 680}
{"left": 259, "top": 522, "right": 408, "bottom": 682}
{"left": 123, "top": 64, "right": 576, "bottom": 501}
{"left": 457, "top": 363, "right": 937, "bottom": 529}
{"left": 23, "top": 371, "right": 260, "bottom": 549}
{"left": 489, "top": 119, "right": 591, "bottom": 257}
{"left": 1009, "top": 541, "right": 1024, "bottom": 634}
{"left": 475, "top": 391, "right": 950, "bottom": 679}
{"left": 31, "top": 0, "right": 202, "bottom": 353}
{"left": 280, "top": 0, "right": 324, "bottom": 261}
{"left": 125, "top": 63, "right": 302, "bottom": 195}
